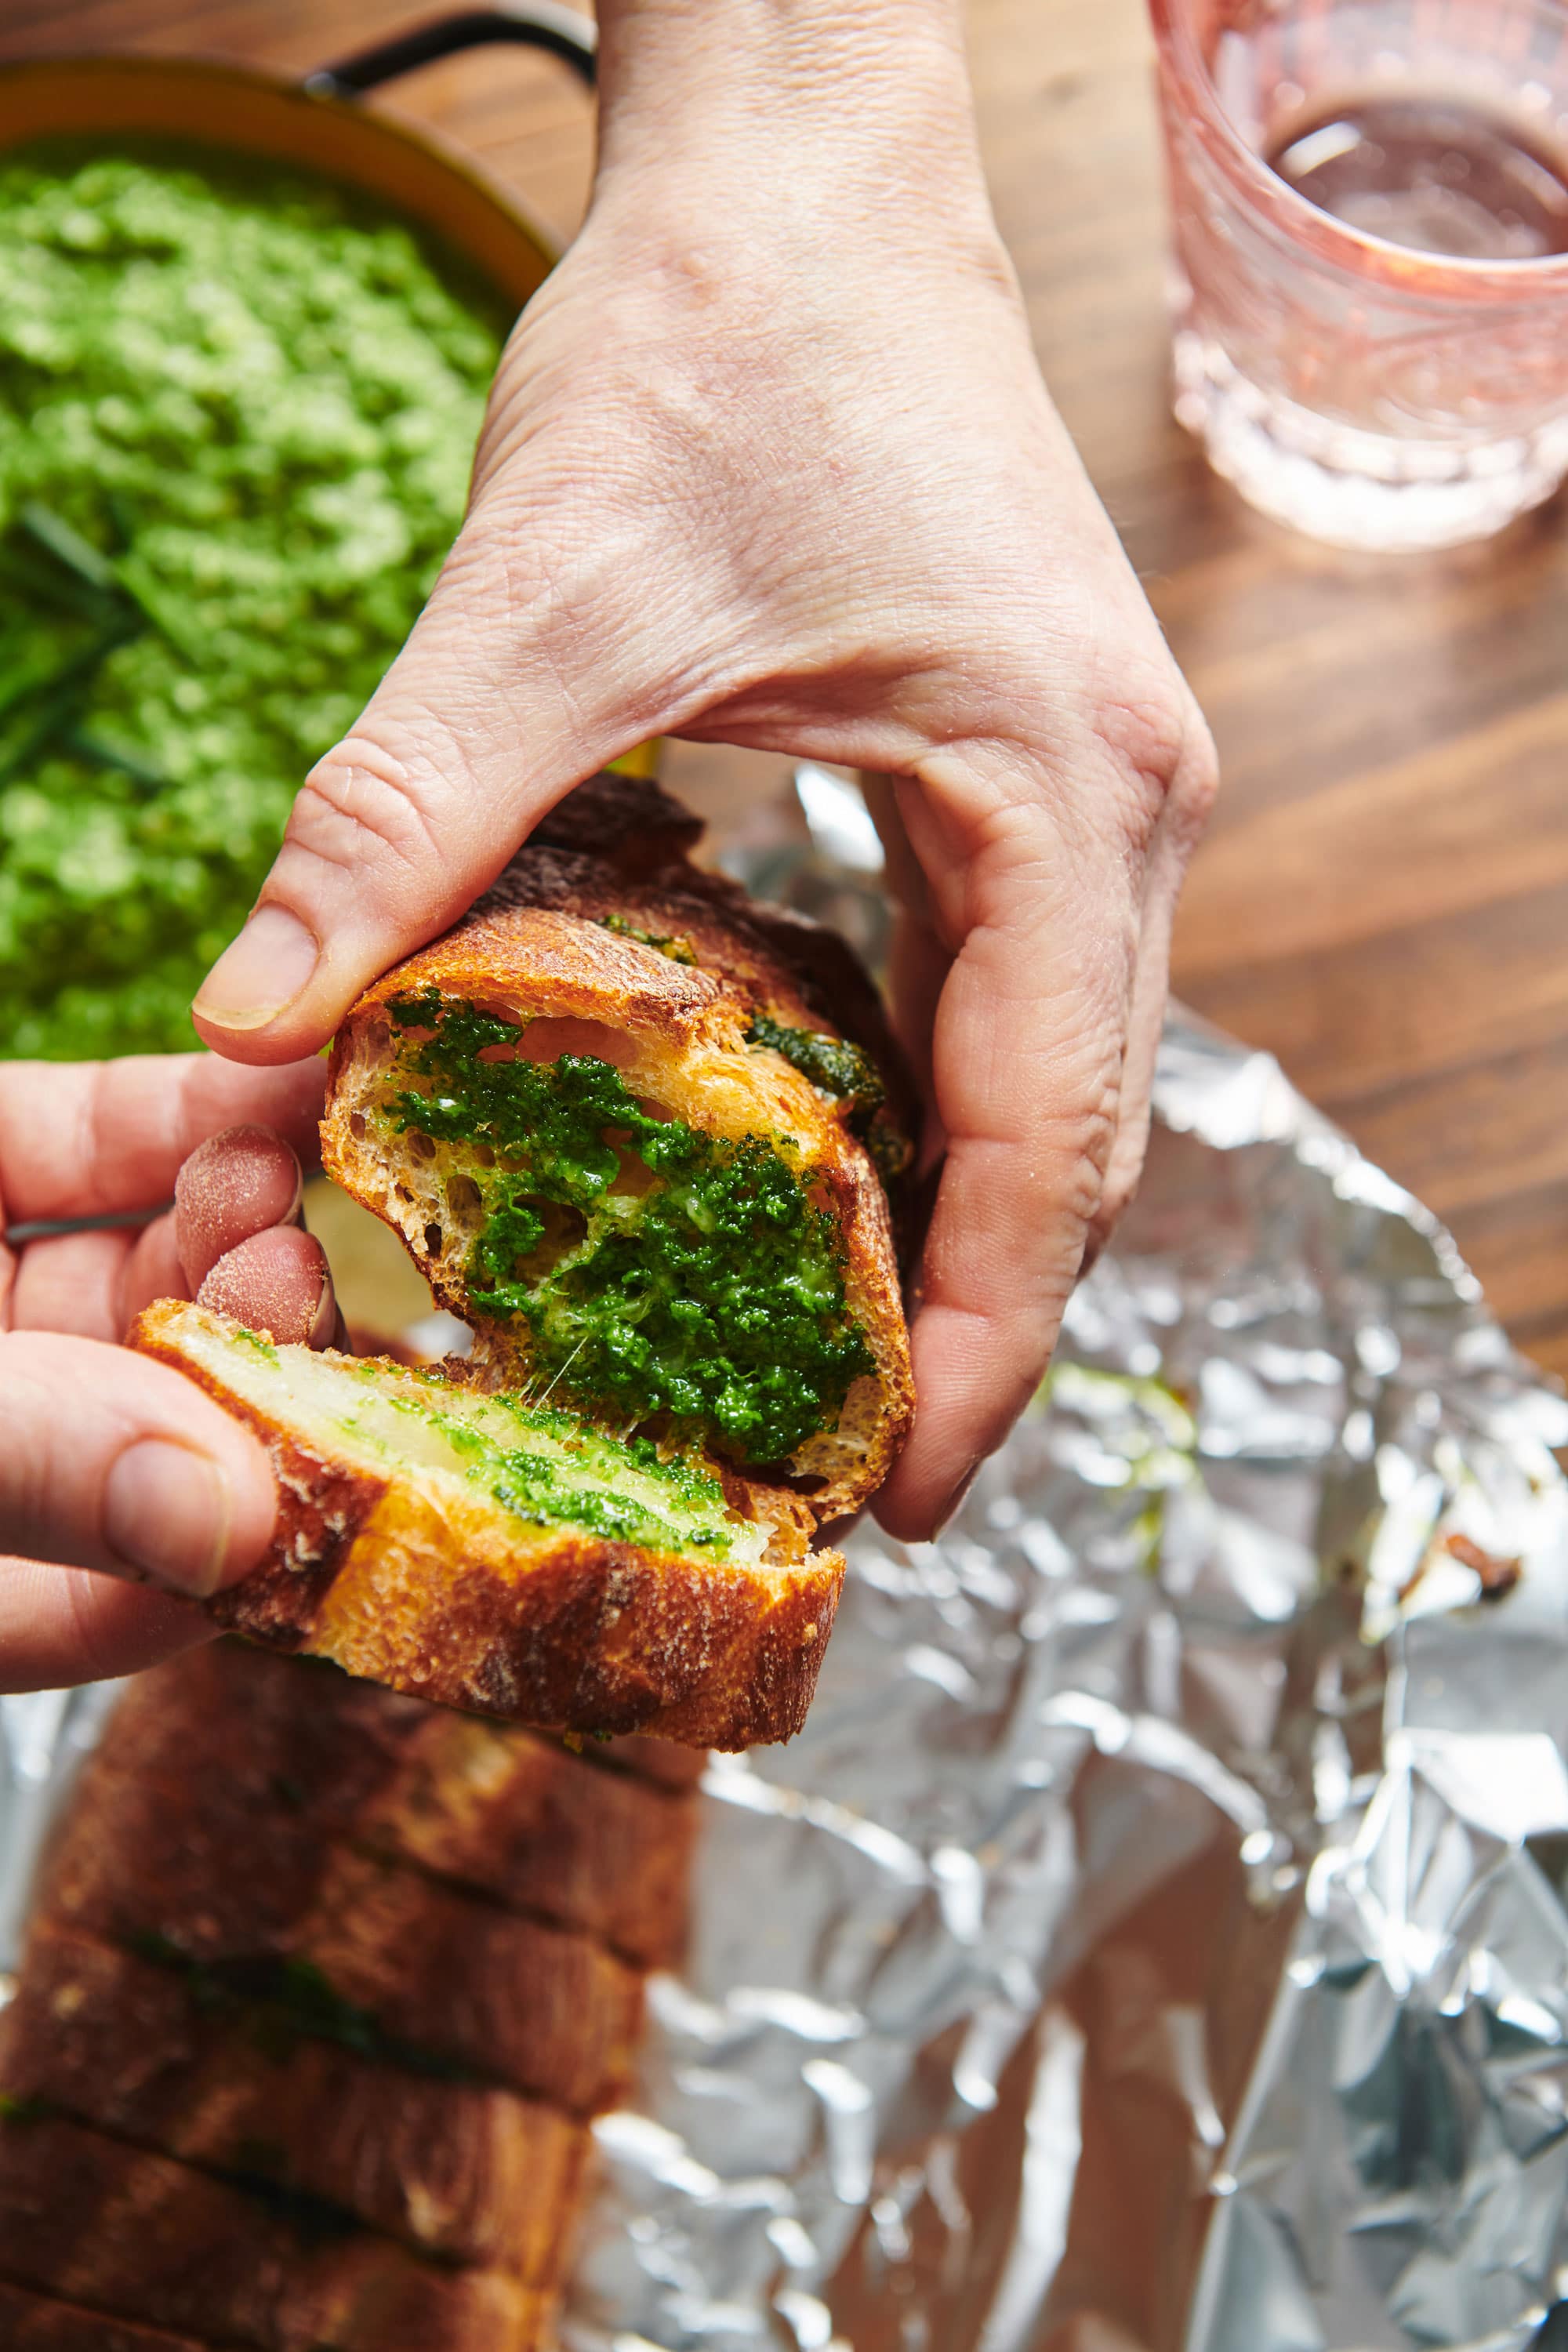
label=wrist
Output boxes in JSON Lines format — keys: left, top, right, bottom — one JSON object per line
{"left": 591, "top": 0, "right": 993, "bottom": 236}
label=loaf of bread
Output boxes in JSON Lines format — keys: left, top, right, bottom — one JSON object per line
{"left": 0, "top": 2114, "right": 545, "bottom": 2351}
{"left": 0, "top": 1637, "right": 704, "bottom": 2346}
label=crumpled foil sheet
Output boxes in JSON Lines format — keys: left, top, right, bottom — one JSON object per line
{"left": 5, "top": 779, "right": 1568, "bottom": 2351}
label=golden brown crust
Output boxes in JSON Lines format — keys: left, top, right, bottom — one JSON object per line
{"left": 39, "top": 1755, "right": 641, "bottom": 2116}
{"left": 105, "top": 1643, "right": 695, "bottom": 1967}
{"left": 0, "top": 2281, "right": 209, "bottom": 2352}
{"left": 130, "top": 1301, "right": 845, "bottom": 1751}
{"left": 0, "top": 1926, "right": 586, "bottom": 2276}
{"left": 0, "top": 2116, "right": 546, "bottom": 2352}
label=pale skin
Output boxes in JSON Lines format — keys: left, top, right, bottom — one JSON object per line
{"left": 0, "top": 0, "right": 1215, "bottom": 1689}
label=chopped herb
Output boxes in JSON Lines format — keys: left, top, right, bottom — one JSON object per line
{"left": 122, "top": 1936, "right": 487, "bottom": 2087}
{"left": 0, "top": 2093, "right": 53, "bottom": 2124}
{"left": 746, "top": 1014, "right": 884, "bottom": 1112}
{"left": 595, "top": 913, "right": 697, "bottom": 965}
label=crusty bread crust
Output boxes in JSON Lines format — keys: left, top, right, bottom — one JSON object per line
{"left": 0, "top": 2115, "right": 545, "bottom": 2352}
{"left": 0, "top": 2281, "right": 209, "bottom": 2352}
{"left": 0, "top": 1926, "right": 586, "bottom": 2275}
{"left": 106, "top": 1642, "right": 696, "bottom": 1966}
{"left": 132, "top": 1300, "right": 844, "bottom": 1750}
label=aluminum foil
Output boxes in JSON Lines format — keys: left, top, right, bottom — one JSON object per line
{"left": 5, "top": 780, "right": 1568, "bottom": 2350}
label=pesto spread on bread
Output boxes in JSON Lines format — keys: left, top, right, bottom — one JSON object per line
{"left": 381, "top": 990, "right": 874, "bottom": 1467}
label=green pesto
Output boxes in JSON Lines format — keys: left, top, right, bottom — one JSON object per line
{"left": 594, "top": 912, "right": 696, "bottom": 964}
{"left": 746, "top": 1012, "right": 912, "bottom": 1187}
{"left": 371, "top": 1374, "right": 738, "bottom": 1552}
{"left": 746, "top": 1014, "right": 884, "bottom": 1115}
{"left": 384, "top": 990, "right": 873, "bottom": 1464}
{"left": 234, "top": 1327, "right": 280, "bottom": 1366}
{"left": 0, "top": 142, "right": 506, "bottom": 1060}
{"left": 125, "top": 1933, "right": 484, "bottom": 2086}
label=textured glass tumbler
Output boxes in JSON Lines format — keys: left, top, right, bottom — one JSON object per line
{"left": 1152, "top": 0, "right": 1568, "bottom": 550}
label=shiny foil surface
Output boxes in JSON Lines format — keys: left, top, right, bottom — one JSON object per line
{"left": 5, "top": 783, "right": 1568, "bottom": 2350}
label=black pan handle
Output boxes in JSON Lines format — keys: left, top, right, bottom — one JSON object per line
{"left": 307, "top": 3, "right": 596, "bottom": 99}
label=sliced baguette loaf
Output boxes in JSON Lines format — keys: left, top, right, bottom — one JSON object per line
{"left": 0, "top": 1925, "right": 585, "bottom": 2275}
{"left": 38, "top": 1753, "right": 641, "bottom": 2114}
{"left": 132, "top": 1300, "right": 843, "bottom": 1748}
{"left": 105, "top": 1642, "right": 695, "bottom": 1966}
{"left": 0, "top": 2114, "right": 545, "bottom": 2352}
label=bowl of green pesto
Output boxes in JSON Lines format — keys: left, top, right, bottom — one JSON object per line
{"left": 0, "top": 138, "right": 513, "bottom": 1060}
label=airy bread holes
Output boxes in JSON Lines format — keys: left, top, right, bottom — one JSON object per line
{"left": 606, "top": 1135, "right": 658, "bottom": 1200}
{"left": 519, "top": 1017, "right": 633, "bottom": 1069}
{"left": 513, "top": 1199, "right": 587, "bottom": 1279}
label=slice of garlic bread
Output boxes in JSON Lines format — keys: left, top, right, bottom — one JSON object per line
{"left": 321, "top": 776, "right": 915, "bottom": 1518}
{"left": 131, "top": 1298, "right": 843, "bottom": 1748}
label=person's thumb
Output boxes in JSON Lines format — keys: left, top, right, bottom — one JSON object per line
{"left": 191, "top": 484, "right": 674, "bottom": 1065}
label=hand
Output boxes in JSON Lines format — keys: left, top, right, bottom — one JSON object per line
{"left": 191, "top": 0, "right": 1217, "bottom": 1537}
{"left": 0, "top": 1057, "right": 328, "bottom": 1691}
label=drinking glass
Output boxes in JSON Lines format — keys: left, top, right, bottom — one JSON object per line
{"left": 1151, "top": 0, "right": 1568, "bottom": 550}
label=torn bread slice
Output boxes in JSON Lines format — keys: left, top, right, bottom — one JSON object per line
{"left": 104, "top": 1642, "right": 696, "bottom": 1967}
{"left": 0, "top": 1924, "right": 586, "bottom": 2275}
{"left": 321, "top": 775, "right": 915, "bottom": 1516}
{"left": 0, "top": 2114, "right": 546, "bottom": 2352}
{"left": 131, "top": 1299, "right": 843, "bottom": 1748}
{"left": 39, "top": 1755, "right": 641, "bottom": 2115}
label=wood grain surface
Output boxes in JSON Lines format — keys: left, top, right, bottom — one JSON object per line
{"left": 9, "top": 0, "right": 1566, "bottom": 1381}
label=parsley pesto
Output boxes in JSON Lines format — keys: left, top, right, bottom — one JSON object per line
{"left": 0, "top": 143, "right": 506, "bottom": 1060}
{"left": 385, "top": 992, "right": 873, "bottom": 1465}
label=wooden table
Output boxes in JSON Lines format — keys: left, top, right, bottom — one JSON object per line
{"left": 11, "top": 0, "right": 1568, "bottom": 1382}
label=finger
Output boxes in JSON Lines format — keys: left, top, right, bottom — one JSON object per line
{"left": 191, "top": 481, "right": 674, "bottom": 1065}
{"left": 0, "top": 1331, "right": 276, "bottom": 1597}
{"left": 873, "top": 779, "right": 1137, "bottom": 1544}
{"left": 0, "top": 1055, "right": 325, "bottom": 1229}
{"left": 0, "top": 1556, "right": 212, "bottom": 1693}
{"left": 9, "top": 1229, "right": 139, "bottom": 1345}
{"left": 198, "top": 1227, "right": 337, "bottom": 1350}
{"left": 175, "top": 1126, "right": 303, "bottom": 1291}
{"left": 118, "top": 1210, "right": 188, "bottom": 1331}
{"left": 115, "top": 1123, "right": 310, "bottom": 1335}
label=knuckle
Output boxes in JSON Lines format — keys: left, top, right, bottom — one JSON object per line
{"left": 1086, "top": 659, "right": 1217, "bottom": 855}
{"left": 284, "top": 739, "right": 445, "bottom": 893}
